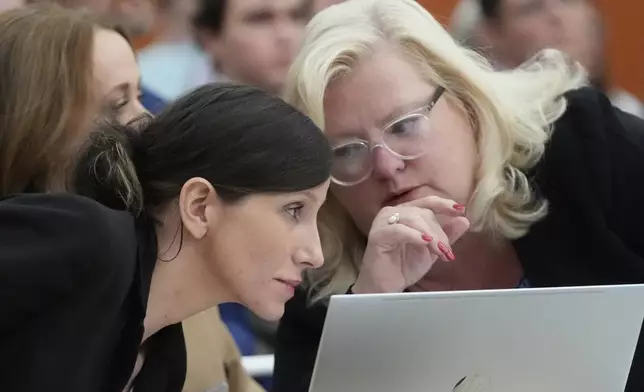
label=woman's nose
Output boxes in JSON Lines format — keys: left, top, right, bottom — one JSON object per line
{"left": 371, "top": 145, "right": 405, "bottom": 180}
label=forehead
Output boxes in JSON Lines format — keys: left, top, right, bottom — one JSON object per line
{"left": 0, "top": 0, "right": 23, "bottom": 12}
{"left": 226, "top": 0, "right": 306, "bottom": 17}
{"left": 92, "top": 29, "right": 139, "bottom": 88}
{"left": 323, "top": 48, "right": 434, "bottom": 139}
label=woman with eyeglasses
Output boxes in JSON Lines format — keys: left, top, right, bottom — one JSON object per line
{"left": 271, "top": 1, "right": 644, "bottom": 391}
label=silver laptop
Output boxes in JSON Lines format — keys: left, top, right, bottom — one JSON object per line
{"left": 309, "top": 284, "right": 644, "bottom": 392}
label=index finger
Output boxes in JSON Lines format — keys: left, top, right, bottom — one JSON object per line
{"left": 403, "top": 195, "right": 466, "bottom": 216}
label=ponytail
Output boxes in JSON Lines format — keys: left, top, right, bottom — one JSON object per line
{"left": 74, "top": 116, "right": 151, "bottom": 214}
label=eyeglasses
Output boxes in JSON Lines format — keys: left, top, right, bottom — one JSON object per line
{"left": 330, "top": 86, "right": 445, "bottom": 186}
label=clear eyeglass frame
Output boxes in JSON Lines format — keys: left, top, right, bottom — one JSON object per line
{"left": 330, "top": 85, "right": 446, "bottom": 187}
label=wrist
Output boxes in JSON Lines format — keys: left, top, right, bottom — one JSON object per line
{"left": 352, "top": 276, "right": 390, "bottom": 294}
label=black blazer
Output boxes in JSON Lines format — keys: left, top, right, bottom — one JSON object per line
{"left": 0, "top": 194, "right": 186, "bottom": 392}
{"left": 272, "top": 88, "right": 644, "bottom": 392}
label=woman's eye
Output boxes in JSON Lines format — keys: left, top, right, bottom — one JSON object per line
{"left": 112, "top": 99, "right": 128, "bottom": 111}
{"left": 286, "top": 203, "right": 304, "bottom": 221}
{"left": 389, "top": 117, "right": 420, "bottom": 135}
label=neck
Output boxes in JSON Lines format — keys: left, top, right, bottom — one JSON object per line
{"left": 155, "top": 13, "right": 194, "bottom": 42}
{"left": 142, "top": 217, "right": 228, "bottom": 342}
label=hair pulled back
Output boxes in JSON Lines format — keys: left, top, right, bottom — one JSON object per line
{"left": 75, "top": 83, "right": 331, "bottom": 213}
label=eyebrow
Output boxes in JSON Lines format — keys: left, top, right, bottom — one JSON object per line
{"left": 333, "top": 96, "right": 429, "bottom": 140}
{"left": 108, "top": 83, "right": 129, "bottom": 96}
{"left": 107, "top": 79, "right": 142, "bottom": 96}
{"left": 377, "top": 98, "right": 428, "bottom": 128}
{"left": 302, "top": 190, "right": 317, "bottom": 202}
{"left": 302, "top": 190, "right": 329, "bottom": 204}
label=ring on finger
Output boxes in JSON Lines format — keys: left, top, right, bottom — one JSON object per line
{"left": 387, "top": 212, "right": 400, "bottom": 225}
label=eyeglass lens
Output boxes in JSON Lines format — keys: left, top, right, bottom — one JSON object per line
{"left": 331, "top": 113, "right": 431, "bottom": 185}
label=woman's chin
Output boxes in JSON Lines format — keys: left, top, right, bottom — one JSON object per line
{"left": 249, "top": 301, "right": 285, "bottom": 322}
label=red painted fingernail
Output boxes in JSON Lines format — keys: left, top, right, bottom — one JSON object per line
{"left": 438, "top": 242, "right": 456, "bottom": 261}
{"left": 453, "top": 203, "right": 466, "bottom": 211}
{"left": 421, "top": 233, "right": 433, "bottom": 242}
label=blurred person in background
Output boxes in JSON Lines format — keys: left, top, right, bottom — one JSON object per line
{"left": 312, "top": 0, "right": 344, "bottom": 13}
{"left": 193, "top": 0, "right": 312, "bottom": 95}
{"left": 0, "top": 4, "right": 144, "bottom": 196}
{"left": 273, "top": 1, "right": 644, "bottom": 391}
{"left": 450, "top": 0, "right": 492, "bottom": 58}
{"left": 137, "top": 0, "right": 216, "bottom": 103}
{"left": 0, "top": 0, "right": 24, "bottom": 12}
{"left": 34, "top": 0, "right": 167, "bottom": 113}
{"left": 32, "top": 0, "right": 154, "bottom": 36}
{"left": 476, "top": 0, "right": 644, "bottom": 118}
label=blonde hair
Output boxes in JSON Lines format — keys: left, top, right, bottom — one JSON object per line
{"left": 283, "top": 0, "right": 587, "bottom": 300}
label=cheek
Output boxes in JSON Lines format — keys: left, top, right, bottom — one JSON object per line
{"left": 331, "top": 185, "right": 381, "bottom": 234}
{"left": 217, "top": 230, "right": 285, "bottom": 282}
{"left": 224, "top": 227, "right": 296, "bottom": 321}
{"left": 518, "top": 21, "right": 554, "bottom": 46}
{"left": 230, "top": 30, "right": 271, "bottom": 56}
{"left": 210, "top": 219, "right": 292, "bottom": 292}
{"left": 421, "top": 116, "right": 478, "bottom": 199}
{"left": 225, "top": 42, "right": 272, "bottom": 75}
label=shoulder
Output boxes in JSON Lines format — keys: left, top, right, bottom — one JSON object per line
{"left": 516, "top": 89, "right": 644, "bottom": 284}
{"left": 0, "top": 193, "right": 137, "bottom": 294}
{"left": 540, "top": 87, "right": 644, "bottom": 181}
{"left": 0, "top": 193, "right": 134, "bottom": 245}
{"left": 0, "top": 194, "right": 138, "bottom": 329}
{"left": 532, "top": 87, "right": 644, "bottom": 244}
{"left": 609, "top": 88, "right": 644, "bottom": 119}
{"left": 557, "top": 87, "right": 644, "bottom": 146}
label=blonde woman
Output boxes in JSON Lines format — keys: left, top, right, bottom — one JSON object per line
{"left": 273, "top": 1, "right": 644, "bottom": 391}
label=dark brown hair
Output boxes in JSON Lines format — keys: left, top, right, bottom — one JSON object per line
{"left": 0, "top": 4, "right": 129, "bottom": 196}
{"left": 76, "top": 83, "right": 331, "bottom": 215}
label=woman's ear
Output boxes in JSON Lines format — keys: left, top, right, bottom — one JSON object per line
{"left": 178, "top": 177, "right": 221, "bottom": 240}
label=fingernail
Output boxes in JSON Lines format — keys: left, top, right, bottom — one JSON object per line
{"left": 453, "top": 203, "right": 466, "bottom": 212}
{"left": 438, "top": 242, "right": 456, "bottom": 261}
{"left": 421, "top": 233, "right": 433, "bottom": 242}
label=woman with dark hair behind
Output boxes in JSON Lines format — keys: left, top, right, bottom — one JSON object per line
{"left": 0, "top": 82, "right": 331, "bottom": 392}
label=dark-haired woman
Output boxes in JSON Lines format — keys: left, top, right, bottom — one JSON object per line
{"left": 0, "top": 83, "right": 331, "bottom": 392}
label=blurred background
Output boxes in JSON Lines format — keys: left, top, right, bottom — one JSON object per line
{"left": 421, "top": 0, "right": 644, "bottom": 104}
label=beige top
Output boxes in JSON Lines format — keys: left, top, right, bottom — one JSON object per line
{"left": 182, "top": 307, "right": 265, "bottom": 392}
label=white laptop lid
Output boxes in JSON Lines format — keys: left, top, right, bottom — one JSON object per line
{"left": 309, "top": 284, "right": 644, "bottom": 392}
